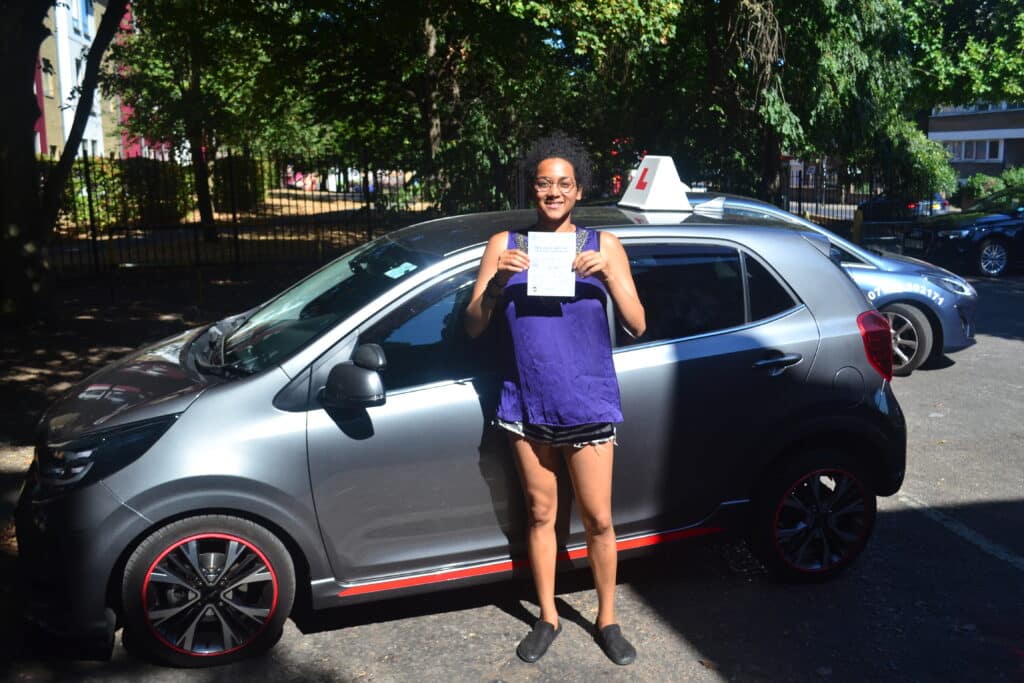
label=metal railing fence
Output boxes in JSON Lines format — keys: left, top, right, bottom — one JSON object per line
{"left": 43, "top": 150, "right": 951, "bottom": 278}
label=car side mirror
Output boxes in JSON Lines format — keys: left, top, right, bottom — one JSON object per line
{"left": 352, "top": 343, "right": 387, "bottom": 371}
{"left": 322, "top": 345, "right": 387, "bottom": 409}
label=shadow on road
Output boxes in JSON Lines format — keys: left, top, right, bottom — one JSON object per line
{"left": 968, "top": 275, "right": 1024, "bottom": 341}
{"left": 0, "top": 501, "right": 1021, "bottom": 681}
{"left": 0, "top": 266, "right": 306, "bottom": 448}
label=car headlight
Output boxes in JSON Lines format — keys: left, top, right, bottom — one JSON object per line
{"left": 924, "top": 275, "right": 975, "bottom": 297}
{"left": 36, "top": 415, "right": 177, "bottom": 490}
{"left": 936, "top": 228, "right": 971, "bottom": 239}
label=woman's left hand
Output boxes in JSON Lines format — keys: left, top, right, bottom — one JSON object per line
{"left": 574, "top": 250, "right": 612, "bottom": 282}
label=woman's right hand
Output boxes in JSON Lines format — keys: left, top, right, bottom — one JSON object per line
{"left": 466, "top": 233, "right": 528, "bottom": 338}
{"left": 493, "top": 248, "right": 529, "bottom": 286}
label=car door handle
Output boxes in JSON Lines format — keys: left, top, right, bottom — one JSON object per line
{"left": 753, "top": 353, "right": 803, "bottom": 376}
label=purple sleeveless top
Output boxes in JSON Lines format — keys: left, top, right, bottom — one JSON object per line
{"left": 496, "top": 228, "right": 623, "bottom": 426}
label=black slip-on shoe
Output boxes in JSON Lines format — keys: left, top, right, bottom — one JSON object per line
{"left": 516, "top": 620, "right": 562, "bottom": 663}
{"left": 596, "top": 624, "right": 636, "bottom": 665}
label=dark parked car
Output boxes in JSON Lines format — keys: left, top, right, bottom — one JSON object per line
{"left": 17, "top": 158, "right": 906, "bottom": 667}
{"left": 858, "top": 192, "right": 951, "bottom": 221}
{"left": 903, "top": 186, "right": 1024, "bottom": 277}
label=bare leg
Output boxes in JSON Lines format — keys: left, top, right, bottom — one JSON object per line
{"left": 564, "top": 440, "right": 617, "bottom": 628}
{"left": 511, "top": 436, "right": 561, "bottom": 627}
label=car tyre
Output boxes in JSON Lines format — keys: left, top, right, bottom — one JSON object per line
{"left": 881, "top": 303, "right": 933, "bottom": 376}
{"left": 121, "top": 515, "right": 295, "bottom": 668}
{"left": 749, "top": 450, "right": 877, "bottom": 582}
{"left": 977, "top": 238, "right": 1009, "bottom": 277}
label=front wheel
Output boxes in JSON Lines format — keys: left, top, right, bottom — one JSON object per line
{"left": 121, "top": 515, "right": 295, "bottom": 667}
{"left": 749, "top": 451, "right": 877, "bottom": 582}
{"left": 881, "top": 303, "right": 933, "bottom": 377}
{"left": 978, "top": 238, "right": 1009, "bottom": 277}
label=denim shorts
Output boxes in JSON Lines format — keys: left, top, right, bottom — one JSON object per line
{"left": 494, "top": 419, "right": 617, "bottom": 448}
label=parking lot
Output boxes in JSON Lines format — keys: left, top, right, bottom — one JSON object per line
{"left": 0, "top": 273, "right": 1021, "bottom": 683}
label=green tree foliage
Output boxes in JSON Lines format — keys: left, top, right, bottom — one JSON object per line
{"left": 97, "top": 0, "right": 1020, "bottom": 211}
{"left": 904, "top": 0, "right": 1024, "bottom": 106}
{"left": 102, "top": 1, "right": 331, "bottom": 234}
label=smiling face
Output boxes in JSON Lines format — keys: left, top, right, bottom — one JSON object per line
{"left": 533, "top": 157, "right": 582, "bottom": 230}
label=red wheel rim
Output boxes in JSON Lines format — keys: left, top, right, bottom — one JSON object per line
{"left": 141, "top": 532, "right": 279, "bottom": 657}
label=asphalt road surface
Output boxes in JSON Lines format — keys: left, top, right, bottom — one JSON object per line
{"left": 0, "top": 275, "right": 1021, "bottom": 683}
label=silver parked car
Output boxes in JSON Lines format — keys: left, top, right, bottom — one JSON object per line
{"left": 685, "top": 193, "right": 977, "bottom": 376}
{"left": 17, "top": 204, "right": 906, "bottom": 666}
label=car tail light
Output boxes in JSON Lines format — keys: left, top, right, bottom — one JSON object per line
{"left": 906, "top": 202, "right": 917, "bottom": 210}
{"left": 857, "top": 311, "right": 893, "bottom": 381}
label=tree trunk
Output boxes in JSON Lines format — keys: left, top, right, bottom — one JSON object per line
{"left": 759, "top": 126, "right": 782, "bottom": 200}
{"left": 188, "top": 125, "right": 217, "bottom": 242}
{"left": 420, "top": 16, "right": 443, "bottom": 177}
{"left": 1, "top": 0, "right": 127, "bottom": 322}
{"left": 187, "top": 28, "right": 217, "bottom": 241}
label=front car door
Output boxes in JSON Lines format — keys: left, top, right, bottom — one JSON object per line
{"left": 305, "top": 266, "right": 526, "bottom": 587}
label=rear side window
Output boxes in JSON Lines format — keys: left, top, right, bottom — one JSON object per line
{"left": 620, "top": 244, "right": 744, "bottom": 346}
{"left": 745, "top": 253, "right": 798, "bottom": 322}
{"left": 619, "top": 242, "right": 797, "bottom": 347}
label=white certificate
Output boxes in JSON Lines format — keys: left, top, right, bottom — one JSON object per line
{"left": 527, "top": 231, "right": 576, "bottom": 297}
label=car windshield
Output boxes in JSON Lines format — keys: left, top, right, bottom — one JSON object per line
{"left": 970, "top": 187, "right": 1023, "bottom": 214}
{"left": 221, "top": 237, "right": 438, "bottom": 374}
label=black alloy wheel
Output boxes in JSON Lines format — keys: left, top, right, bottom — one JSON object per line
{"left": 881, "top": 303, "right": 933, "bottom": 377}
{"left": 978, "top": 238, "right": 1010, "bottom": 277}
{"left": 122, "top": 515, "right": 295, "bottom": 667}
{"left": 750, "top": 451, "right": 877, "bottom": 582}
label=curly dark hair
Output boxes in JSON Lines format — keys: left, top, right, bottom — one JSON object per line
{"left": 521, "top": 131, "right": 594, "bottom": 193}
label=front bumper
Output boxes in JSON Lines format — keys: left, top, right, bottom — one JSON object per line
{"left": 936, "top": 290, "right": 977, "bottom": 353}
{"left": 14, "top": 466, "right": 149, "bottom": 653}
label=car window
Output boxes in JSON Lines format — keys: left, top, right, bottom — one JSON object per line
{"left": 830, "top": 243, "right": 865, "bottom": 265}
{"left": 618, "top": 243, "right": 745, "bottom": 346}
{"left": 358, "top": 270, "right": 490, "bottom": 391}
{"left": 745, "top": 253, "right": 798, "bottom": 321}
{"left": 223, "top": 237, "right": 438, "bottom": 374}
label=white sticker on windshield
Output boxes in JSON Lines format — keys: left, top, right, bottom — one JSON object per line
{"left": 384, "top": 262, "right": 418, "bottom": 279}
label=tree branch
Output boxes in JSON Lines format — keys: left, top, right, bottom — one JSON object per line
{"left": 40, "top": 0, "right": 129, "bottom": 233}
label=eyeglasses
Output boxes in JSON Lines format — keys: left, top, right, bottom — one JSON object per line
{"left": 534, "top": 177, "right": 576, "bottom": 194}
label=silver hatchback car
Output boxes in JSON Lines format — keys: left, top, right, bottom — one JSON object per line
{"left": 17, "top": 204, "right": 906, "bottom": 666}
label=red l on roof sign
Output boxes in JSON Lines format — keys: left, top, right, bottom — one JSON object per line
{"left": 618, "top": 156, "right": 692, "bottom": 211}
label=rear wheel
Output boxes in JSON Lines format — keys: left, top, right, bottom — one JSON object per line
{"left": 978, "top": 238, "right": 1009, "bottom": 277}
{"left": 749, "top": 450, "right": 877, "bottom": 582}
{"left": 121, "top": 515, "right": 295, "bottom": 667}
{"left": 881, "top": 303, "right": 933, "bottom": 376}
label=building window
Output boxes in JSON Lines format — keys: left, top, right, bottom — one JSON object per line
{"left": 945, "top": 139, "right": 1002, "bottom": 162}
{"left": 49, "top": 145, "right": 57, "bottom": 157}
{"left": 82, "top": 0, "right": 94, "bottom": 38}
{"left": 42, "top": 58, "right": 55, "bottom": 97}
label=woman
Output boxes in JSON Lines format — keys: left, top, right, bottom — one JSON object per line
{"left": 464, "top": 152, "right": 646, "bottom": 665}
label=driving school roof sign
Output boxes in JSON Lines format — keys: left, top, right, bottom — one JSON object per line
{"left": 618, "top": 156, "right": 692, "bottom": 212}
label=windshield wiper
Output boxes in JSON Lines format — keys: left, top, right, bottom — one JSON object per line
{"left": 194, "top": 355, "right": 255, "bottom": 378}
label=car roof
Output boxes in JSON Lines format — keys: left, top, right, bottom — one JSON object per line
{"left": 385, "top": 205, "right": 818, "bottom": 258}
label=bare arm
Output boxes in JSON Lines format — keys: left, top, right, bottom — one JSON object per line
{"left": 573, "top": 232, "right": 646, "bottom": 338}
{"left": 464, "top": 232, "right": 529, "bottom": 338}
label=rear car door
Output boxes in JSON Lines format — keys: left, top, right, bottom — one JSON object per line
{"left": 611, "top": 239, "right": 821, "bottom": 533}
